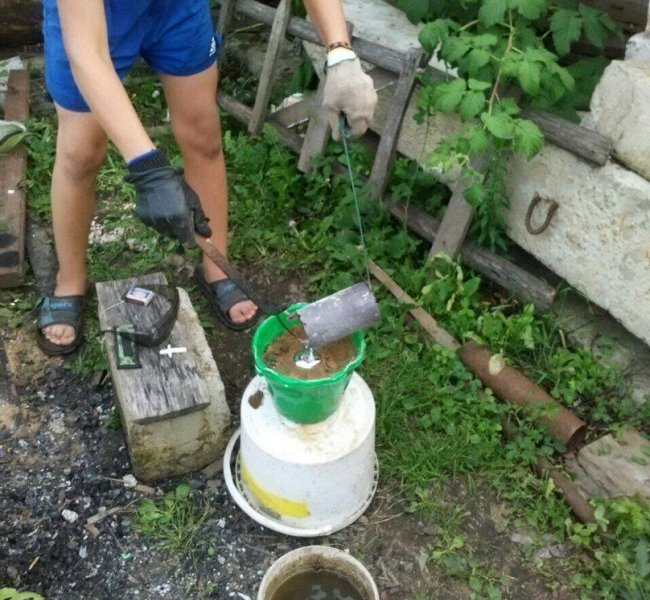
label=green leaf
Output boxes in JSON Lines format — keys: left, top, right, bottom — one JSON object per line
{"left": 431, "top": 79, "right": 467, "bottom": 112}
{"left": 636, "top": 537, "right": 650, "bottom": 578}
{"left": 499, "top": 97, "right": 521, "bottom": 115}
{"left": 468, "top": 78, "right": 492, "bottom": 91}
{"left": 419, "top": 19, "right": 455, "bottom": 52}
{"left": 175, "top": 483, "right": 191, "bottom": 500}
{"left": 466, "top": 48, "right": 491, "bottom": 74}
{"left": 579, "top": 5, "right": 606, "bottom": 48}
{"left": 482, "top": 113, "right": 516, "bottom": 140}
{"left": 464, "top": 182, "right": 485, "bottom": 207}
{"left": 514, "top": 119, "right": 543, "bottom": 158}
{"left": 441, "top": 37, "right": 471, "bottom": 63}
{"left": 468, "top": 126, "right": 488, "bottom": 154}
{"left": 550, "top": 9, "right": 583, "bottom": 56}
{"left": 479, "top": 0, "right": 507, "bottom": 27}
{"left": 398, "top": 0, "right": 430, "bottom": 24}
{"left": 459, "top": 91, "right": 487, "bottom": 120}
{"left": 511, "top": 0, "right": 547, "bottom": 20}
{"left": 518, "top": 60, "right": 541, "bottom": 95}
{"left": 471, "top": 33, "right": 499, "bottom": 48}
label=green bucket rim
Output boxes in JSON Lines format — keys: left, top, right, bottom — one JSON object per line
{"left": 253, "top": 303, "right": 365, "bottom": 386}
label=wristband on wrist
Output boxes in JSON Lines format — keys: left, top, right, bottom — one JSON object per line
{"left": 326, "top": 47, "right": 358, "bottom": 69}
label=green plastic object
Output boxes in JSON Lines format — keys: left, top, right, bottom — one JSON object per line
{"left": 252, "top": 304, "right": 365, "bottom": 424}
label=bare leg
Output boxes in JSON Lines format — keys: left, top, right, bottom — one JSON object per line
{"left": 160, "top": 65, "right": 257, "bottom": 325}
{"left": 42, "top": 104, "right": 108, "bottom": 347}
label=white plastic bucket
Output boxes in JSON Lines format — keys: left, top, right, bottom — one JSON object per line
{"left": 257, "top": 546, "right": 379, "bottom": 600}
{"left": 224, "top": 373, "right": 377, "bottom": 537}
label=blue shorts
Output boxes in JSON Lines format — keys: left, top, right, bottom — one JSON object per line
{"left": 43, "top": 0, "right": 221, "bottom": 112}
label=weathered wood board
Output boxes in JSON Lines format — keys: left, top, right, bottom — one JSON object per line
{"left": 428, "top": 154, "right": 488, "bottom": 259}
{"left": 96, "top": 272, "right": 210, "bottom": 424}
{"left": 0, "top": 70, "right": 29, "bottom": 288}
{"left": 248, "top": 0, "right": 292, "bottom": 135}
{"left": 581, "top": 0, "right": 648, "bottom": 29}
{"left": 96, "top": 272, "right": 232, "bottom": 481}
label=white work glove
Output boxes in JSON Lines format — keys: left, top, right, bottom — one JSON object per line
{"left": 323, "top": 48, "right": 377, "bottom": 141}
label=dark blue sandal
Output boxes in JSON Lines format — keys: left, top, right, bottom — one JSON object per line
{"left": 36, "top": 295, "right": 85, "bottom": 356}
{"left": 194, "top": 266, "right": 259, "bottom": 332}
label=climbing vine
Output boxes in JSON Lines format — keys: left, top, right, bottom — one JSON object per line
{"left": 392, "top": 0, "right": 619, "bottom": 250}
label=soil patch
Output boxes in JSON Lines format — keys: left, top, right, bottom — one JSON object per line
{"left": 1, "top": 264, "right": 577, "bottom": 599}
{"left": 263, "top": 325, "right": 356, "bottom": 380}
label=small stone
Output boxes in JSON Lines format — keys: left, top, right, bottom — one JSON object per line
{"left": 122, "top": 474, "right": 138, "bottom": 488}
{"left": 79, "top": 545, "right": 87, "bottom": 559}
{"left": 62, "top": 509, "right": 79, "bottom": 523}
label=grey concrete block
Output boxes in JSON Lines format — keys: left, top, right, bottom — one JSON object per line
{"left": 590, "top": 59, "right": 650, "bottom": 180}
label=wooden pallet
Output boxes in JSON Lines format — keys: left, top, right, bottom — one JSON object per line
{"left": 0, "top": 69, "right": 29, "bottom": 288}
{"left": 214, "top": 0, "right": 558, "bottom": 309}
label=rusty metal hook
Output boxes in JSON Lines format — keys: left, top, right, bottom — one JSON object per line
{"left": 525, "top": 193, "right": 559, "bottom": 235}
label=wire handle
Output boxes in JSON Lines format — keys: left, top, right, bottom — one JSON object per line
{"left": 338, "top": 114, "right": 371, "bottom": 286}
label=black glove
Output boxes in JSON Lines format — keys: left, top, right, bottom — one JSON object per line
{"left": 124, "top": 149, "right": 212, "bottom": 246}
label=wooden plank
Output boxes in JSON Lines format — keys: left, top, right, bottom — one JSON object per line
{"left": 297, "top": 77, "right": 329, "bottom": 173}
{"left": 271, "top": 96, "right": 315, "bottom": 128}
{"left": 520, "top": 107, "right": 613, "bottom": 166}
{"left": 368, "top": 49, "right": 422, "bottom": 200}
{"left": 369, "top": 260, "right": 460, "bottom": 351}
{"left": 429, "top": 154, "right": 488, "bottom": 259}
{"left": 216, "top": 0, "right": 236, "bottom": 36}
{"left": 96, "top": 272, "right": 210, "bottom": 424}
{"left": 580, "top": 0, "right": 648, "bottom": 28}
{"left": 234, "top": 0, "right": 408, "bottom": 74}
{"left": 390, "top": 203, "right": 557, "bottom": 310}
{"left": 219, "top": 91, "right": 303, "bottom": 153}
{"left": 248, "top": 0, "right": 292, "bottom": 135}
{"left": 0, "top": 70, "right": 29, "bottom": 289}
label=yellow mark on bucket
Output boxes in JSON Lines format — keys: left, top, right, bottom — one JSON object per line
{"left": 241, "top": 463, "right": 310, "bottom": 518}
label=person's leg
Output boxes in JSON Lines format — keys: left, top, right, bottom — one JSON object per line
{"left": 42, "top": 104, "right": 108, "bottom": 347}
{"left": 160, "top": 66, "right": 257, "bottom": 326}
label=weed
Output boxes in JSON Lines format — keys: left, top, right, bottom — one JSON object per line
{"left": 134, "top": 484, "right": 211, "bottom": 554}
{"left": 0, "top": 589, "right": 43, "bottom": 600}
{"left": 104, "top": 406, "right": 122, "bottom": 430}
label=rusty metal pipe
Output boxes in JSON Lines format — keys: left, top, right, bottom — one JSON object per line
{"left": 459, "top": 341, "right": 587, "bottom": 449}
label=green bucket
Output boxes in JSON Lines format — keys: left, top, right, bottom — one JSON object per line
{"left": 252, "top": 304, "right": 365, "bottom": 424}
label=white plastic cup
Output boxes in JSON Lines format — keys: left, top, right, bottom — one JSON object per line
{"left": 257, "top": 545, "right": 379, "bottom": 600}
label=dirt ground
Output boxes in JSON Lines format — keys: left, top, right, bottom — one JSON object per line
{"left": 0, "top": 262, "right": 580, "bottom": 600}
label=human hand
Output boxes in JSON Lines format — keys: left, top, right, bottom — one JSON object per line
{"left": 323, "top": 51, "right": 377, "bottom": 141}
{"left": 125, "top": 150, "right": 212, "bottom": 247}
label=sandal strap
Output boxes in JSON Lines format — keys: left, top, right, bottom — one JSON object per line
{"left": 37, "top": 295, "right": 85, "bottom": 330}
{"left": 210, "top": 278, "right": 247, "bottom": 313}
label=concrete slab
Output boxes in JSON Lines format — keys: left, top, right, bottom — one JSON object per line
{"left": 589, "top": 59, "right": 650, "bottom": 180}
{"left": 576, "top": 430, "right": 650, "bottom": 498}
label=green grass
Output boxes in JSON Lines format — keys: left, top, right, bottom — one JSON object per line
{"left": 133, "top": 484, "right": 211, "bottom": 554}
